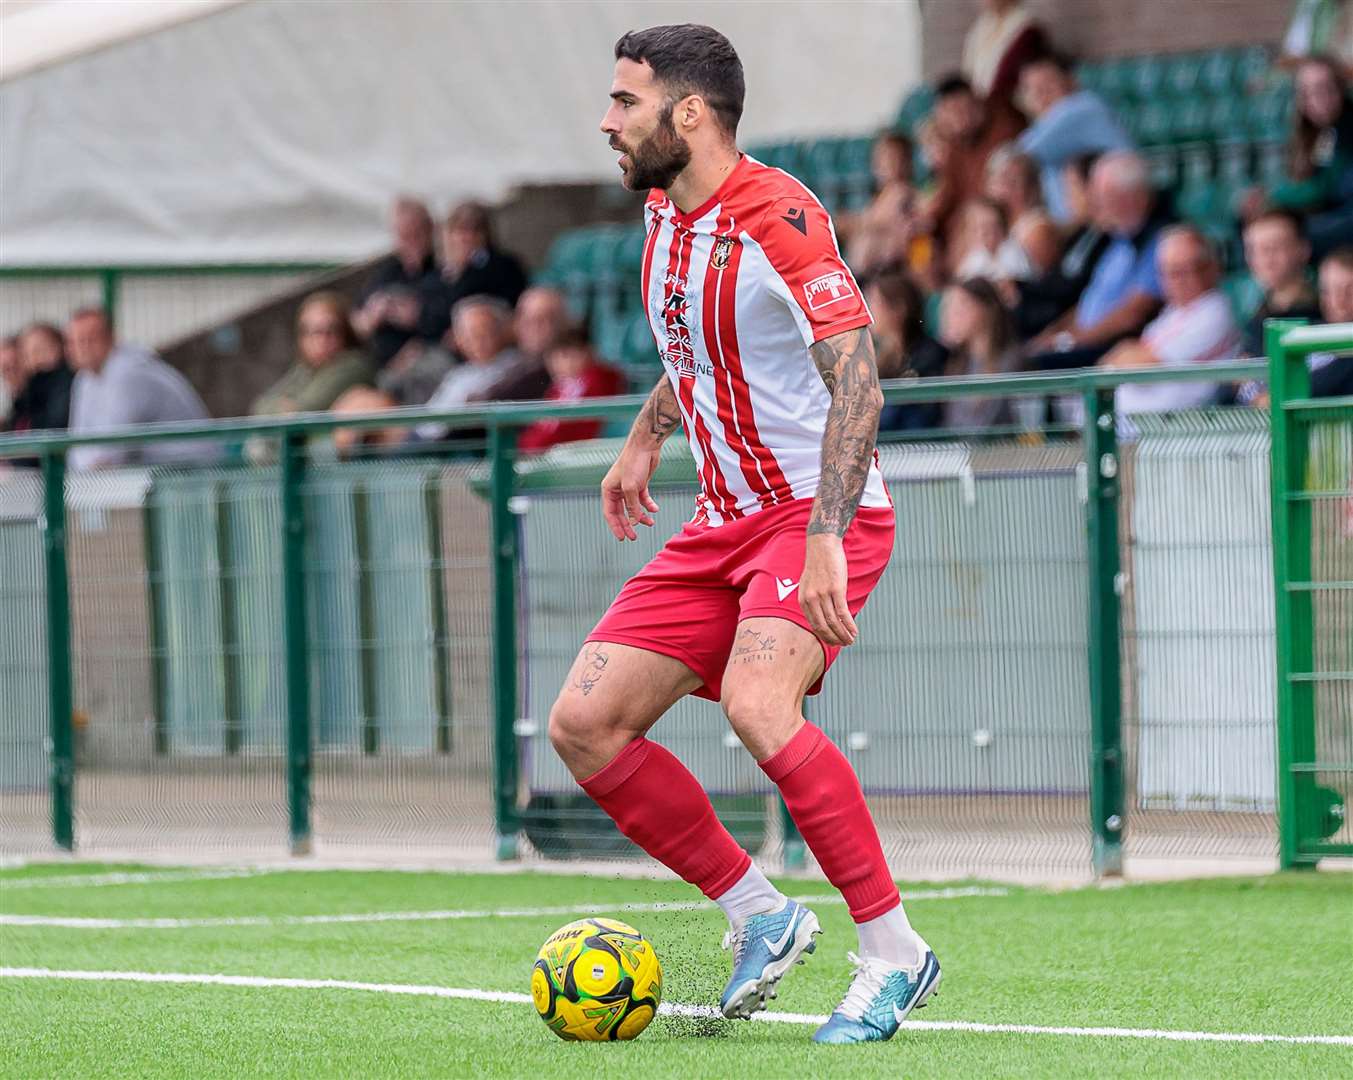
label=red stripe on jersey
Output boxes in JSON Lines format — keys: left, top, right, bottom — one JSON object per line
{"left": 663, "top": 223, "right": 737, "bottom": 522}
{"left": 716, "top": 228, "right": 794, "bottom": 504}
{"left": 639, "top": 206, "right": 664, "bottom": 325}
{"left": 700, "top": 216, "right": 761, "bottom": 513}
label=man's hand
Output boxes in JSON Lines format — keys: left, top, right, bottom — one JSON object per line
{"left": 601, "top": 445, "right": 662, "bottom": 541}
{"left": 799, "top": 533, "right": 857, "bottom": 646}
{"left": 601, "top": 375, "right": 682, "bottom": 540}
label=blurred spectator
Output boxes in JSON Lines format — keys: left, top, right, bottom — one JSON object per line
{"left": 1015, "top": 52, "right": 1134, "bottom": 225}
{"left": 252, "top": 293, "right": 373, "bottom": 417}
{"left": 843, "top": 131, "right": 923, "bottom": 276}
{"left": 352, "top": 196, "right": 441, "bottom": 367}
{"left": 961, "top": 0, "right": 1047, "bottom": 126}
{"left": 7, "top": 323, "right": 74, "bottom": 436}
{"left": 418, "top": 202, "right": 529, "bottom": 342}
{"left": 867, "top": 269, "right": 950, "bottom": 432}
{"left": 0, "top": 335, "right": 20, "bottom": 427}
{"left": 937, "top": 277, "right": 1020, "bottom": 429}
{"left": 518, "top": 326, "right": 626, "bottom": 454}
{"left": 1242, "top": 246, "right": 1353, "bottom": 405}
{"left": 1241, "top": 209, "right": 1321, "bottom": 356}
{"left": 1103, "top": 227, "right": 1240, "bottom": 424}
{"left": 984, "top": 146, "right": 1062, "bottom": 278}
{"left": 1025, "top": 151, "right": 1169, "bottom": 370}
{"left": 415, "top": 297, "right": 545, "bottom": 440}
{"left": 64, "top": 309, "right": 215, "bottom": 470}
{"left": 922, "top": 74, "right": 1025, "bottom": 252}
{"left": 953, "top": 198, "right": 1031, "bottom": 283}
{"left": 1312, "top": 246, "right": 1353, "bottom": 394}
{"left": 513, "top": 286, "right": 571, "bottom": 365}
{"left": 1244, "top": 56, "right": 1353, "bottom": 258}
{"left": 1282, "top": 0, "right": 1353, "bottom": 73}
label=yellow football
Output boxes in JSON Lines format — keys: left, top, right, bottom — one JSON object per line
{"left": 531, "top": 917, "right": 663, "bottom": 1041}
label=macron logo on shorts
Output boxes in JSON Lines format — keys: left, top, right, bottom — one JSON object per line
{"left": 776, "top": 577, "right": 799, "bottom": 602}
{"left": 803, "top": 272, "right": 855, "bottom": 312}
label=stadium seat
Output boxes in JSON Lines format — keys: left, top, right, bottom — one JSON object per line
{"left": 1144, "top": 146, "right": 1179, "bottom": 191}
{"left": 894, "top": 85, "right": 934, "bottom": 134}
{"left": 1127, "top": 55, "right": 1168, "bottom": 102}
{"left": 1164, "top": 52, "right": 1203, "bottom": 99}
{"left": 1198, "top": 49, "right": 1239, "bottom": 97}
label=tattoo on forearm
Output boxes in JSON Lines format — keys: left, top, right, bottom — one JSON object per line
{"left": 807, "top": 328, "right": 883, "bottom": 538}
{"left": 570, "top": 643, "right": 610, "bottom": 696}
{"left": 731, "top": 628, "right": 777, "bottom": 664}
{"left": 641, "top": 378, "right": 683, "bottom": 440}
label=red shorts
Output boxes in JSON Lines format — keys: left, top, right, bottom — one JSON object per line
{"left": 587, "top": 498, "right": 895, "bottom": 701}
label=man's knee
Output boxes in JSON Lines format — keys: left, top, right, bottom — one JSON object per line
{"left": 721, "top": 680, "right": 790, "bottom": 739}
{"left": 547, "top": 694, "right": 594, "bottom": 759}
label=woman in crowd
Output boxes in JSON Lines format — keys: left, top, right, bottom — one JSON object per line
{"left": 936, "top": 277, "right": 1020, "bottom": 430}
{"left": 844, "top": 131, "right": 924, "bottom": 277}
{"left": 866, "top": 269, "right": 951, "bottom": 432}
{"left": 252, "top": 292, "right": 373, "bottom": 419}
{"left": 1245, "top": 55, "right": 1353, "bottom": 257}
{"left": 984, "top": 146, "right": 1062, "bottom": 279}
{"left": 951, "top": 197, "right": 1033, "bottom": 285}
{"left": 8, "top": 322, "right": 74, "bottom": 434}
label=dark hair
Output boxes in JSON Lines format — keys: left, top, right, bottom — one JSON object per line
{"left": 1245, "top": 207, "right": 1307, "bottom": 242}
{"left": 614, "top": 24, "right": 745, "bottom": 138}
{"left": 1021, "top": 50, "right": 1076, "bottom": 78}
{"left": 1323, "top": 245, "right": 1353, "bottom": 272}
{"left": 952, "top": 277, "right": 1015, "bottom": 358}
{"left": 934, "top": 73, "right": 974, "bottom": 99}
{"left": 550, "top": 323, "right": 592, "bottom": 352}
{"left": 297, "top": 291, "right": 359, "bottom": 350}
{"left": 867, "top": 269, "right": 928, "bottom": 352}
{"left": 446, "top": 201, "right": 494, "bottom": 246}
{"left": 1290, "top": 55, "right": 1350, "bottom": 181}
{"left": 1067, "top": 151, "right": 1102, "bottom": 184}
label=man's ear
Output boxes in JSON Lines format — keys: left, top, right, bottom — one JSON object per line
{"left": 677, "top": 94, "right": 703, "bottom": 132}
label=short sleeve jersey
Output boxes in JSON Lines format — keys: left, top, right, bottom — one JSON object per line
{"left": 641, "top": 154, "right": 889, "bottom": 525}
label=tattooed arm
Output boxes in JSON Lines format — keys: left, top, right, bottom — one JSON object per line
{"left": 600, "top": 376, "right": 682, "bottom": 541}
{"left": 799, "top": 327, "right": 884, "bottom": 646}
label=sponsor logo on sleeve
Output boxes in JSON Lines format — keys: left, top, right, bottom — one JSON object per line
{"left": 803, "top": 272, "right": 855, "bottom": 312}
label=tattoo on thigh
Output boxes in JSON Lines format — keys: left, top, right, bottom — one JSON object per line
{"left": 731, "top": 628, "right": 777, "bottom": 665}
{"left": 571, "top": 643, "right": 609, "bottom": 696}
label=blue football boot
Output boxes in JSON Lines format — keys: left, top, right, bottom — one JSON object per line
{"left": 812, "top": 947, "right": 941, "bottom": 1043}
{"left": 719, "top": 898, "right": 821, "bottom": 1019}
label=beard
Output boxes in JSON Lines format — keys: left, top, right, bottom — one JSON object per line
{"left": 614, "top": 103, "right": 692, "bottom": 191}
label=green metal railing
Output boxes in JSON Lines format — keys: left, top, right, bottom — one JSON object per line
{"left": 3, "top": 345, "right": 1349, "bottom": 875}
{"left": 1267, "top": 321, "right": 1353, "bottom": 867}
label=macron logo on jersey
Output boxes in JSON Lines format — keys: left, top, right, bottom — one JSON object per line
{"left": 803, "top": 271, "right": 855, "bottom": 312}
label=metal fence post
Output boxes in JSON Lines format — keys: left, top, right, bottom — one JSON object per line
{"left": 280, "top": 430, "right": 313, "bottom": 855}
{"left": 1265, "top": 318, "right": 1314, "bottom": 869}
{"left": 1083, "top": 387, "right": 1124, "bottom": 877}
{"left": 489, "top": 425, "right": 521, "bottom": 860}
{"left": 41, "top": 450, "right": 75, "bottom": 851}
{"left": 99, "top": 269, "right": 119, "bottom": 329}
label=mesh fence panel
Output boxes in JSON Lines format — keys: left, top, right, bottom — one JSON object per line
{"left": 0, "top": 472, "right": 49, "bottom": 855}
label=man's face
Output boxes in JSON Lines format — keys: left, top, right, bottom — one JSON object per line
{"left": 600, "top": 58, "right": 692, "bottom": 191}
{"left": 1244, "top": 219, "right": 1309, "bottom": 294}
{"left": 0, "top": 340, "right": 21, "bottom": 392}
{"left": 1320, "top": 260, "right": 1353, "bottom": 323}
{"left": 515, "top": 288, "right": 567, "bottom": 359}
{"left": 20, "top": 328, "right": 62, "bottom": 374}
{"left": 934, "top": 91, "right": 983, "bottom": 141}
{"left": 454, "top": 306, "right": 506, "bottom": 365}
{"left": 545, "top": 343, "right": 592, "bottom": 382}
{"left": 1018, "top": 63, "right": 1066, "bottom": 118}
{"left": 393, "top": 207, "right": 431, "bottom": 260}
{"left": 1158, "top": 234, "right": 1216, "bottom": 309}
{"left": 1090, "top": 172, "right": 1149, "bottom": 236}
{"left": 65, "top": 314, "right": 113, "bottom": 372}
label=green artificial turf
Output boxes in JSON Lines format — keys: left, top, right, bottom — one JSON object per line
{"left": 2, "top": 866, "right": 1350, "bottom": 1078}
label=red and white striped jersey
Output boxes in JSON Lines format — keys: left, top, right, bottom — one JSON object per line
{"left": 640, "top": 154, "right": 890, "bottom": 526}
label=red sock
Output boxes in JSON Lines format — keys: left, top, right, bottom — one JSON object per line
{"left": 579, "top": 738, "right": 751, "bottom": 900}
{"left": 759, "top": 721, "right": 899, "bottom": 922}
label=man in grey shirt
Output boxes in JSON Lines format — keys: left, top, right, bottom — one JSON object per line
{"left": 65, "top": 308, "right": 217, "bottom": 470}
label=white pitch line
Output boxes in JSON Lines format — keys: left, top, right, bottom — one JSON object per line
{"left": 1, "top": 869, "right": 269, "bottom": 891}
{"left": 2, "top": 967, "right": 1349, "bottom": 1047}
{"left": 0, "top": 886, "right": 1006, "bottom": 930}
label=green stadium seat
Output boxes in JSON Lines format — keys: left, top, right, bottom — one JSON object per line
{"left": 1222, "top": 272, "right": 1264, "bottom": 323}
{"left": 621, "top": 310, "right": 660, "bottom": 369}
{"left": 1127, "top": 55, "right": 1168, "bottom": 102}
{"left": 1178, "top": 144, "right": 1213, "bottom": 187}
{"left": 1217, "top": 142, "right": 1255, "bottom": 187}
{"left": 1130, "top": 101, "right": 1171, "bottom": 147}
{"left": 1164, "top": 52, "right": 1203, "bottom": 99}
{"left": 1075, "top": 62, "right": 1104, "bottom": 96}
{"left": 1144, "top": 146, "right": 1179, "bottom": 190}
{"left": 1236, "top": 46, "right": 1272, "bottom": 91}
{"left": 1246, "top": 83, "right": 1292, "bottom": 142}
{"left": 1198, "top": 49, "right": 1239, "bottom": 97}
{"left": 1172, "top": 96, "right": 1212, "bottom": 144}
{"left": 1257, "top": 141, "right": 1288, "bottom": 187}
{"left": 1208, "top": 96, "right": 1249, "bottom": 144}
{"left": 895, "top": 85, "right": 934, "bottom": 134}
{"left": 1094, "top": 58, "right": 1134, "bottom": 107}
{"left": 1175, "top": 180, "right": 1220, "bottom": 224}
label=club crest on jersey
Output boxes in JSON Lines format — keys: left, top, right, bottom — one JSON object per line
{"left": 710, "top": 236, "right": 734, "bottom": 270}
{"left": 803, "top": 271, "right": 856, "bottom": 311}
